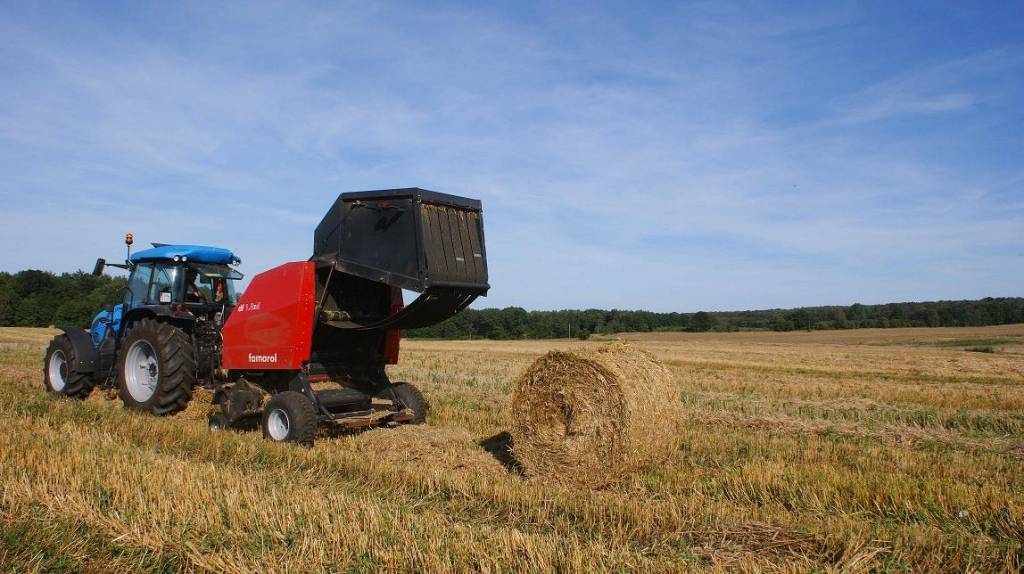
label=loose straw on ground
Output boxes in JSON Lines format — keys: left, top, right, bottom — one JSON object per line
{"left": 178, "top": 387, "right": 215, "bottom": 420}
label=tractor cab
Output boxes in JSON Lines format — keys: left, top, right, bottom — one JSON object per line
{"left": 125, "top": 244, "right": 240, "bottom": 302}
{"left": 124, "top": 259, "right": 240, "bottom": 310}
{"left": 89, "top": 244, "right": 243, "bottom": 347}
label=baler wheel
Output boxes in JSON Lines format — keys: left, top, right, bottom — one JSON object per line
{"left": 388, "top": 382, "right": 429, "bottom": 424}
{"left": 208, "top": 412, "right": 230, "bottom": 431}
{"left": 116, "top": 319, "right": 196, "bottom": 416}
{"left": 42, "top": 335, "right": 94, "bottom": 399}
{"left": 261, "top": 391, "right": 318, "bottom": 446}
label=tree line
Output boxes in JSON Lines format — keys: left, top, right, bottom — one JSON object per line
{"left": 0, "top": 270, "right": 127, "bottom": 328}
{"left": 1, "top": 269, "right": 1021, "bottom": 338}
{"left": 403, "top": 298, "right": 1024, "bottom": 339}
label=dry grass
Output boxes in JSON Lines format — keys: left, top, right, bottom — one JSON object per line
{"left": 1, "top": 325, "right": 1022, "bottom": 572}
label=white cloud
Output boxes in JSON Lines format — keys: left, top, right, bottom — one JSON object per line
{"left": 830, "top": 50, "right": 1020, "bottom": 124}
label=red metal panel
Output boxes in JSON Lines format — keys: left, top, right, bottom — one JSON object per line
{"left": 382, "top": 329, "right": 400, "bottom": 365}
{"left": 382, "top": 286, "right": 402, "bottom": 364}
{"left": 221, "top": 261, "right": 315, "bottom": 370}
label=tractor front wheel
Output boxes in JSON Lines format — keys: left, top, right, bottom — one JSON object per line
{"left": 117, "top": 319, "right": 196, "bottom": 416}
{"left": 261, "top": 391, "right": 318, "bottom": 446}
{"left": 43, "top": 335, "right": 94, "bottom": 399}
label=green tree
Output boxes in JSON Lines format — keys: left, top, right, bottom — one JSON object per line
{"left": 690, "top": 311, "right": 716, "bottom": 332}
{"left": 769, "top": 313, "right": 792, "bottom": 331}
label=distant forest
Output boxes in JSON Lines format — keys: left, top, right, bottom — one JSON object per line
{"left": 0, "top": 270, "right": 127, "bottom": 329}
{"left": 405, "top": 298, "right": 1024, "bottom": 339}
{"left": 1, "top": 269, "right": 1021, "bottom": 339}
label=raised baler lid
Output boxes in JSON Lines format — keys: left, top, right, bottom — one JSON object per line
{"left": 340, "top": 188, "right": 482, "bottom": 210}
{"left": 312, "top": 187, "right": 488, "bottom": 332}
{"left": 313, "top": 187, "right": 488, "bottom": 294}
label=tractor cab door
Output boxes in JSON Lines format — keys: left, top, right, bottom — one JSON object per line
{"left": 124, "top": 262, "right": 183, "bottom": 309}
{"left": 148, "top": 264, "right": 183, "bottom": 305}
{"left": 125, "top": 263, "right": 154, "bottom": 309}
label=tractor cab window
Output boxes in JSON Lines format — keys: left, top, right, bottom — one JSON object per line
{"left": 183, "top": 269, "right": 209, "bottom": 304}
{"left": 186, "top": 263, "right": 241, "bottom": 306}
{"left": 211, "top": 278, "right": 235, "bottom": 306}
{"left": 125, "top": 263, "right": 154, "bottom": 308}
{"left": 148, "top": 265, "right": 181, "bottom": 304}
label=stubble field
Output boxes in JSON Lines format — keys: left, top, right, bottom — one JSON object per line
{"left": 1, "top": 325, "right": 1022, "bottom": 572}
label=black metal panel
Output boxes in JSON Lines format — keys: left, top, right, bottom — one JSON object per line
{"left": 97, "top": 334, "right": 117, "bottom": 377}
{"left": 420, "top": 203, "right": 486, "bottom": 287}
{"left": 313, "top": 187, "right": 489, "bottom": 294}
{"left": 57, "top": 325, "right": 97, "bottom": 373}
{"left": 338, "top": 197, "right": 420, "bottom": 289}
{"left": 322, "top": 286, "right": 479, "bottom": 332}
{"left": 315, "top": 388, "right": 371, "bottom": 410}
{"left": 341, "top": 188, "right": 482, "bottom": 210}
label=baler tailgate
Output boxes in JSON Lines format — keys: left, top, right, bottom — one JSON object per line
{"left": 312, "top": 187, "right": 489, "bottom": 332}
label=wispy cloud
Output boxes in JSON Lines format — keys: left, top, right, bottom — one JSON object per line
{"left": 830, "top": 50, "right": 1019, "bottom": 123}
{"left": 0, "top": 1, "right": 1021, "bottom": 311}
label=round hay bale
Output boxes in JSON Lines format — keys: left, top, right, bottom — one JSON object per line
{"left": 510, "top": 342, "right": 680, "bottom": 486}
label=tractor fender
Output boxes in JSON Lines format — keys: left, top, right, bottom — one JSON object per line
{"left": 122, "top": 306, "right": 194, "bottom": 332}
{"left": 121, "top": 308, "right": 158, "bottom": 333}
{"left": 57, "top": 325, "right": 98, "bottom": 373}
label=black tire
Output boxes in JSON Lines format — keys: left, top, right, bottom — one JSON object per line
{"left": 261, "top": 391, "right": 318, "bottom": 446}
{"left": 42, "top": 335, "right": 94, "bottom": 399}
{"left": 389, "top": 382, "right": 429, "bottom": 424}
{"left": 117, "top": 318, "right": 196, "bottom": 416}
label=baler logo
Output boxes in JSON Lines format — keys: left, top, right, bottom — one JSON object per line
{"left": 237, "top": 302, "right": 261, "bottom": 313}
{"left": 248, "top": 353, "right": 278, "bottom": 364}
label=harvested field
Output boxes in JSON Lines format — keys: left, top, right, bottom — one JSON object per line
{"left": 1, "top": 325, "right": 1023, "bottom": 572}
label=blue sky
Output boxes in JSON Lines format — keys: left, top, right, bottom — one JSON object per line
{"left": 1, "top": 1, "right": 1021, "bottom": 312}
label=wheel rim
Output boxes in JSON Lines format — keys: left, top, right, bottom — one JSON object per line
{"left": 125, "top": 340, "right": 159, "bottom": 402}
{"left": 267, "top": 409, "right": 290, "bottom": 441}
{"left": 48, "top": 349, "right": 68, "bottom": 392}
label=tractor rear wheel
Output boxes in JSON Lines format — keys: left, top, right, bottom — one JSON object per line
{"left": 388, "top": 382, "right": 429, "bottom": 424}
{"left": 43, "top": 335, "right": 94, "bottom": 399}
{"left": 261, "top": 391, "right": 318, "bottom": 446}
{"left": 117, "top": 319, "right": 196, "bottom": 416}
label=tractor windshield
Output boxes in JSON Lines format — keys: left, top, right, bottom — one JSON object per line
{"left": 187, "top": 263, "right": 242, "bottom": 306}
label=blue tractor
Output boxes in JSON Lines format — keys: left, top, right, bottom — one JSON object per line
{"left": 43, "top": 234, "right": 243, "bottom": 415}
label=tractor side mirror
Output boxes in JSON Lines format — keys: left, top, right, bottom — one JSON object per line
{"left": 92, "top": 258, "right": 106, "bottom": 276}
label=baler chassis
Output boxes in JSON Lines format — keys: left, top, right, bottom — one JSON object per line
{"left": 209, "top": 365, "right": 425, "bottom": 443}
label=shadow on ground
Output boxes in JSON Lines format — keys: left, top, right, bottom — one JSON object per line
{"left": 479, "top": 431, "right": 525, "bottom": 476}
